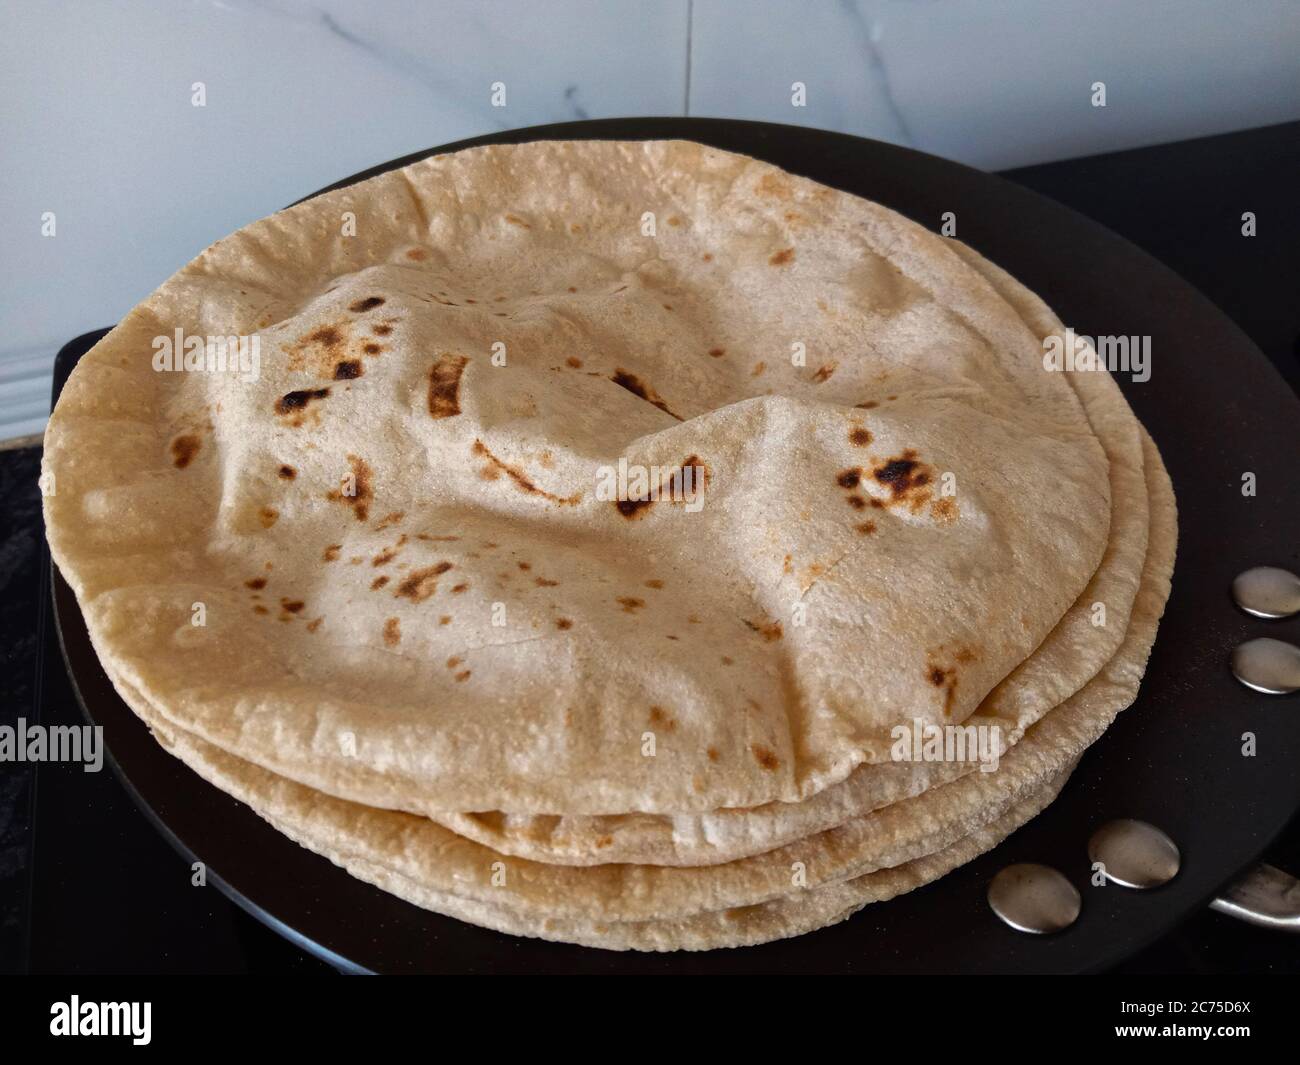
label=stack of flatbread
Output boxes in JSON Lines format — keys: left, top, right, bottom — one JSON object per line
{"left": 42, "top": 141, "right": 1175, "bottom": 951}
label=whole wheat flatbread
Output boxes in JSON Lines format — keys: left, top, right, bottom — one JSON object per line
{"left": 44, "top": 140, "right": 1112, "bottom": 817}
{"left": 432, "top": 248, "right": 1150, "bottom": 864}
{"left": 264, "top": 766, "right": 1078, "bottom": 953}
{"left": 110, "top": 427, "right": 1172, "bottom": 935}
{"left": 42, "top": 140, "right": 1176, "bottom": 952}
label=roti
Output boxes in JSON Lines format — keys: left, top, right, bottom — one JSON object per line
{"left": 42, "top": 140, "right": 1176, "bottom": 952}
{"left": 44, "top": 140, "right": 1111, "bottom": 817}
{"left": 102, "top": 425, "right": 1171, "bottom": 934}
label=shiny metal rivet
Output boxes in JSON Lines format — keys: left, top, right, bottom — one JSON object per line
{"left": 1231, "top": 637, "right": 1300, "bottom": 695}
{"left": 1232, "top": 566, "right": 1300, "bottom": 619}
{"left": 1088, "top": 819, "right": 1181, "bottom": 888}
{"left": 988, "top": 863, "right": 1081, "bottom": 934}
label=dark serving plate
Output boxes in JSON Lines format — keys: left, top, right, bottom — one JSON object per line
{"left": 51, "top": 117, "right": 1300, "bottom": 973}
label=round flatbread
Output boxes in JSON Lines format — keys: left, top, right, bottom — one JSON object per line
{"left": 109, "top": 428, "right": 1171, "bottom": 933}
{"left": 44, "top": 140, "right": 1111, "bottom": 817}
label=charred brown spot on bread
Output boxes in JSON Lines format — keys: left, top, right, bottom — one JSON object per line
{"left": 856, "top": 521, "right": 877, "bottom": 535}
{"left": 751, "top": 361, "right": 766, "bottom": 376}
{"left": 769, "top": 247, "right": 795, "bottom": 267}
{"left": 258, "top": 507, "right": 279, "bottom": 528}
{"left": 744, "top": 617, "right": 783, "bottom": 642}
{"left": 371, "top": 575, "right": 389, "bottom": 590}
{"left": 451, "top": 583, "right": 469, "bottom": 594}
{"left": 333, "top": 360, "right": 362, "bottom": 380}
{"left": 305, "top": 617, "right": 323, "bottom": 632}
{"left": 648, "top": 706, "right": 677, "bottom": 732}
{"left": 837, "top": 468, "right": 861, "bottom": 490}
{"left": 720, "top": 655, "right": 733, "bottom": 665}
{"left": 362, "top": 343, "right": 382, "bottom": 356}
{"left": 373, "top": 511, "right": 404, "bottom": 531}
{"left": 872, "top": 449, "right": 936, "bottom": 506}
{"left": 326, "top": 455, "right": 373, "bottom": 522}
{"left": 275, "top": 388, "right": 330, "bottom": 416}
{"left": 595, "top": 835, "right": 613, "bottom": 848}
{"left": 925, "top": 649, "right": 968, "bottom": 717}
{"left": 322, "top": 544, "right": 341, "bottom": 562}
{"left": 555, "top": 617, "right": 573, "bottom": 630}
{"left": 535, "top": 576, "right": 558, "bottom": 587}
{"left": 372, "top": 546, "right": 399, "bottom": 567}
{"left": 644, "top": 579, "right": 664, "bottom": 590}
{"left": 394, "top": 562, "right": 451, "bottom": 603}
{"left": 253, "top": 605, "right": 269, "bottom": 615}
{"left": 504, "top": 214, "right": 530, "bottom": 229}
{"left": 307, "top": 324, "right": 344, "bottom": 346}
{"left": 812, "top": 363, "right": 835, "bottom": 382}
{"left": 849, "top": 427, "right": 872, "bottom": 447}
{"left": 244, "top": 577, "right": 267, "bottom": 590}
{"left": 702, "top": 252, "right": 713, "bottom": 262}
{"left": 708, "top": 347, "right": 726, "bottom": 358}
{"left": 616, "top": 596, "right": 645, "bottom": 613}
{"left": 616, "top": 497, "right": 654, "bottom": 519}
{"left": 675, "top": 454, "right": 710, "bottom": 495}
{"left": 428, "top": 353, "right": 469, "bottom": 419}
{"left": 170, "top": 434, "right": 201, "bottom": 469}
{"left": 278, "top": 464, "right": 297, "bottom": 480}
{"left": 405, "top": 248, "right": 427, "bottom": 261}
{"left": 372, "top": 324, "right": 392, "bottom": 336}
{"left": 706, "top": 746, "right": 720, "bottom": 762}
{"left": 565, "top": 356, "right": 583, "bottom": 369}
{"left": 847, "top": 495, "right": 867, "bottom": 510}
{"left": 610, "top": 369, "right": 682, "bottom": 420}
{"left": 751, "top": 744, "right": 780, "bottom": 770}
{"left": 286, "top": 323, "right": 353, "bottom": 377}
{"left": 383, "top": 617, "right": 401, "bottom": 645}
{"left": 454, "top": 670, "right": 471, "bottom": 682}
{"left": 280, "top": 599, "right": 304, "bottom": 614}
{"left": 472, "top": 439, "right": 581, "bottom": 505}
{"left": 439, "top": 615, "right": 452, "bottom": 626}
{"left": 349, "top": 297, "right": 385, "bottom": 313}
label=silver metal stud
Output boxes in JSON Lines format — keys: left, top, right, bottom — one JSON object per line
{"left": 1232, "top": 566, "right": 1300, "bottom": 620}
{"left": 1231, "top": 637, "right": 1300, "bottom": 695}
{"left": 988, "top": 863, "right": 1080, "bottom": 934}
{"left": 1088, "top": 819, "right": 1181, "bottom": 888}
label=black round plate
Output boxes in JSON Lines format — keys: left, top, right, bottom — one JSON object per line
{"left": 52, "top": 118, "right": 1300, "bottom": 973}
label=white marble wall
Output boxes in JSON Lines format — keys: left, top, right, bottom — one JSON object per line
{"left": 4, "top": 0, "right": 1298, "bottom": 439}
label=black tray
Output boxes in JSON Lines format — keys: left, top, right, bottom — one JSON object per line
{"left": 52, "top": 117, "right": 1300, "bottom": 973}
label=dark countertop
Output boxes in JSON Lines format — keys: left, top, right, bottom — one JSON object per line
{"left": 3, "top": 120, "right": 1297, "bottom": 975}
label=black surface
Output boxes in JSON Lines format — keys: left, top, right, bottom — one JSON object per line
{"left": 0, "top": 446, "right": 43, "bottom": 975}
{"left": 25, "top": 117, "right": 1300, "bottom": 974}
{"left": 1004, "top": 121, "right": 1300, "bottom": 398}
